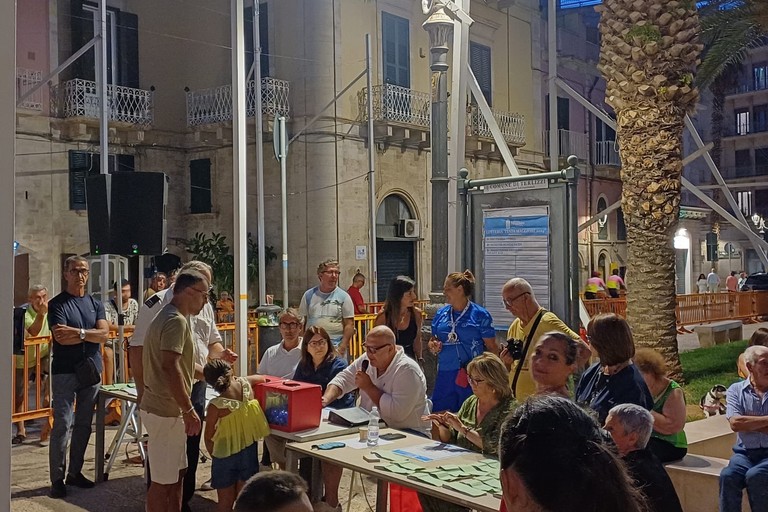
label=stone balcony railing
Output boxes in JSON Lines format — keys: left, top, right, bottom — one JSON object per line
{"left": 186, "top": 77, "right": 290, "bottom": 126}
{"left": 50, "top": 78, "right": 154, "bottom": 126}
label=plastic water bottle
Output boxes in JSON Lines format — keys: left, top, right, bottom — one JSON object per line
{"left": 367, "top": 406, "right": 380, "bottom": 447}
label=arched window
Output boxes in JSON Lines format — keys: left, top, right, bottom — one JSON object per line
{"left": 376, "top": 194, "right": 415, "bottom": 237}
{"left": 597, "top": 197, "right": 608, "bottom": 240}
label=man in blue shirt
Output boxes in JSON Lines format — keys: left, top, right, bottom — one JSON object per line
{"left": 720, "top": 345, "right": 768, "bottom": 512}
{"left": 47, "top": 256, "right": 109, "bottom": 499}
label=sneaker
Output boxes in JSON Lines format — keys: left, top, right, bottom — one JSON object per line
{"left": 49, "top": 480, "right": 67, "bottom": 499}
{"left": 65, "top": 472, "right": 95, "bottom": 489}
{"left": 200, "top": 478, "right": 213, "bottom": 491}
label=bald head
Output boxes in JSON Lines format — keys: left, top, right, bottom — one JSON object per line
{"left": 367, "top": 325, "right": 396, "bottom": 345}
{"left": 502, "top": 278, "right": 533, "bottom": 297}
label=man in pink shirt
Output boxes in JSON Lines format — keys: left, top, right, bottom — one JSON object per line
{"left": 726, "top": 271, "right": 738, "bottom": 292}
{"left": 606, "top": 269, "right": 627, "bottom": 298}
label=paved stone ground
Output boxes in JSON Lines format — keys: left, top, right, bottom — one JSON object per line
{"left": 11, "top": 322, "right": 766, "bottom": 511}
{"left": 10, "top": 428, "right": 378, "bottom": 512}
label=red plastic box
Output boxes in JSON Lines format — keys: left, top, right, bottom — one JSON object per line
{"left": 261, "top": 380, "right": 322, "bottom": 432}
{"left": 254, "top": 375, "right": 284, "bottom": 408}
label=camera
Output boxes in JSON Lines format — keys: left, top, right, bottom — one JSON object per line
{"left": 506, "top": 338, "right": 525, "bottom": 360}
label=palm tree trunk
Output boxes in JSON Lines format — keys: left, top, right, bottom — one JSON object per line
{"left": 618, "top": 104, "right": 684, "bottom": 379}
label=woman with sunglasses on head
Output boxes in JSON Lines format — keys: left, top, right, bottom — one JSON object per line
{"left": 375, "top": 275, "right": 424, "bottom": 362}
{"left": 428, "top": 270, "right": 498, "bottom": 413}
{"left": 421, "top": 353, "right": 516, "bottom": 512}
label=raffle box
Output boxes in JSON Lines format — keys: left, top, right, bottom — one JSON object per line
{"left": 254, "top": 375, "right": 284, "bottom": 408}
{"left": 262, "top": 380, "right": 322, "bottom": 432}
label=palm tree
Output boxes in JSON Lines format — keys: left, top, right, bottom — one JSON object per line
{"left": 696, "top": 0, "right": 768, "bottom": 89}
{"left": 596, "top": 0, "right": 702, "bottom": 379}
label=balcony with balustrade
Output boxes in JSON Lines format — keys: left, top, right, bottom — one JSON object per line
{"left": 543, "top": 129, "right": 589, "bottom": 163}
{"left": 185, "top": 77, "right": 290, "bottom": 130}
{"left": 357, "top": 83, "right": 431, "bottom": 150}
{"left": 50, "top": 78, "right": 154, "bottom": 127}
{"left": 16, "top": 67, "right": 43, "bottom": 112}
{"left": 465, "top": 104, "right": 526, "bottom": 157}
{"left": 593, "top": 140, "right": 621, "bottom": 168}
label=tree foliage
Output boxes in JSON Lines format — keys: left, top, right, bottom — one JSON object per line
{"left": 183, "top": 232, "right": 276, "bottom": 298}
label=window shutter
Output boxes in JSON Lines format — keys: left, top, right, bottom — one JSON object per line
{"left": 69, "top": 151, "right": 95, "bottom": 210}
{"left": 190, "top": 159, "right": 212, "bottom": 214}
{"left": 70, "top": 1, "right": 95, "bottom": 81}
{"left": 117, "top": 11, "right": 139, "bottom": 88}
{"left": 470, "top": 42, "right": 492, "bottom": 106}
{"left": 382, "top": 12, "right": 410, "bottom": 88}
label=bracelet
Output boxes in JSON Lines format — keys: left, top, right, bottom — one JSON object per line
{"left": 183, "top": 406, "right": 195, "bottom": 415}
{"left": 461, "top": 425, "right": 471, "bottom": 436}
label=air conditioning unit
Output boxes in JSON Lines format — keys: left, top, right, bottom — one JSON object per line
{"left": 399, "top": 219, "right": 420, "bottom": 238}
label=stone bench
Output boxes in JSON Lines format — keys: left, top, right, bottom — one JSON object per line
{"left": 685, "top": 414, "right": 736, "bottom": 459}
{"left": 666, "top": 454, "right": 749, "bottom": 512}
{"left": 693, "top": 320, "right": 743, "bottom": 348}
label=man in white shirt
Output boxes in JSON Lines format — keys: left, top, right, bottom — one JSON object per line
{"left": 129, "top": 261, "right": 237, "bottom": 512}
{"left": 322, "top": 325, "right": 429, "bottom": 434}
{"left": 258, "top": 308, "right": 303, "bottom": 379}
{"left": 298, "top": 259, "right": 355, "bottom": 356}
{"left": 318, "top": 326, "right": 429, "bottom": 511}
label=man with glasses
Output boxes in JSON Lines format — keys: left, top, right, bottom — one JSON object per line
{"left": 141, "top": 270, "right": 211, "bottom": 512}
{"left": 499, "top": 278, "right": 589, "bottom": 400}
{"left": 322, "top": 325, "right": 429, "bottom": 435}
{"left": 48, "top": 256, "right": 110, "bottom": 498}
{"left": 259, "top": 308, "right": 304, "bottom": 379}
{"left": 130, "top": 260, "right": 237, "bottom": 511}
{"left": 299, "top": 259, "right": 355, "bottom": 356}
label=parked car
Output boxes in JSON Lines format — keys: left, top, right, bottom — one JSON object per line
{"left": 741, "top": 273, "right": 768, "bottom": 291}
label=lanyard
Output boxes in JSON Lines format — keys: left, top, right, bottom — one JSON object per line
{"left": 446, "top": 302, "right": 471, "bottom": 343}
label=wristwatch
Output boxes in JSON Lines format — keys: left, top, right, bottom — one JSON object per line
{"left": 79, "top": 328, "right": 86, "bottom": 341}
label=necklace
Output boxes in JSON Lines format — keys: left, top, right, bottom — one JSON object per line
{"left": 447, "top": 302, "right": 470, "bottom": 343}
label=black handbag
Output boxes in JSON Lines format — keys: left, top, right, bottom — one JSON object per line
{"left": 74, "top": 340, "right": 101, "bottom": 389}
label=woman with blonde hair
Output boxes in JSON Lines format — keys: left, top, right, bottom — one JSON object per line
{"left": 634, "top": 347, "right": 688, "bottom": 463}
{"left": 422, "top": 353, "right": 516, "bottom": 512}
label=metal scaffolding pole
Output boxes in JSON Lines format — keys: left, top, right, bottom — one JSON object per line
{"left": 252, "top": 0, "right": 267, "bottom": 305}
{"left": 1, "top": 0, "right": 15, "bottom": 505}
{"left": 365, "top": 34, "right": 378, "bottom": 302}
{"left": 231, "top": 0, "right": 248, "bottom": 376}
{"left": 547, "top": 0, "right": 559, "bottom": 172}
{"left": 97, "top": 0, "right": 110, "bottom": 311}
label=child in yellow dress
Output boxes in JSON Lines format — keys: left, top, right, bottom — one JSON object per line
{"left": 203, "top": 360, "right": 270, "bottom": 512}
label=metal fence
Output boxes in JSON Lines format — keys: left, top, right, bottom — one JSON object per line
{"left": 16, "top": 67, "right": 43, "bottom": 110}
{"left": 186, "top": 77, "right": 290, "bottom": 126}
{"left": 358, "top": 83, "right": 431, "bottom": 128}
{"left": 544, "top": 129, "right": 589, "bottom": 161}
{"left": 50, "top": 79, "right": 154, "bottom": 126}
{"left": 594, "top": 140, "right": 621, "bottom": 166}
{"left": 467, "top": 104, "right": 526, "bottom": 145}
{"left": 583, "top": 291, "right": 768, "bottom": 329}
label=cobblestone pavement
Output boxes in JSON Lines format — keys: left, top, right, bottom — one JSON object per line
{"left": 11, "top": 433, "right": 378, "bottom": 512}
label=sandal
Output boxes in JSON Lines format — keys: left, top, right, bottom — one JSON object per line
{"left": 12, "top": 434, "right": 26, "bottom": 445}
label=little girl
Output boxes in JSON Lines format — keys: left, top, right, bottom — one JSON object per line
{"left": 204, "top": 359, "right": 270, "bottom": 512}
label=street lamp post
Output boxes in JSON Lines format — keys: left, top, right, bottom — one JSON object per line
{"left": 752, "top": 213, "right": 768, "bottom": 242}
{"left": 423, "top": 3, "right": 453, "bottom": 295}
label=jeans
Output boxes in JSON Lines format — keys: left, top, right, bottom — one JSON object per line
{"left": 182, "top": 381, "right": 207, "bottom": 507}
{"left": 720, "top": 446, "right": 768, "bottom": 512}
{"left": 49, "top": 373, "right": 99, "bottom": 483}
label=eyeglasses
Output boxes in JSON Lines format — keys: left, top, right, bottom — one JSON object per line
{"left": 363, "top": 343, "right": 391, "bottom": 354}
{"left": 468, "top": 376, "right": 485, "bottom": 386}
{"left": 502, "top": 292, "right": 530, "bottom": 308}
{"left": 307, "top": 338, "right": 327, "bottom": 347}
{"left": 280, "top": 322, "right": 301, "bottom": 329}
{"left": 190, "top": 285, "right": 212, "bottom": 297}
{"left": 321, "top": 270, "right": 340, "bottom": 276}
{"left": 69, "top": 269, "right": 90, "bottom": 276}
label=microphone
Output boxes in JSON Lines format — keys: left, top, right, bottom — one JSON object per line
{"left": 362, "top": 360, "right": 369, "bottom": 372}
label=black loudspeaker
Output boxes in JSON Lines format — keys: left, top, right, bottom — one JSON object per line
{"left": 705, "top": 232, "right": 719, "bottom": 262}
{"left": 86, "top": 172, "right": 168, "bottom": 255}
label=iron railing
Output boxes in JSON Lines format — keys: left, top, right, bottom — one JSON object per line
{"left": 467, "top": 104, "right": 526, "bottom": 146}
{"left": 594, "top": 140, "right": 621, "bottom": 166}
{"left": 16, "top": 67, "right": 43, "bottom": 110}
{"left": 186, "top": 77, "right": 290, "bottom": 126}
{"left": 358, "top": 83, "right": 431, "bottom": 128}
{"left": 544, "top": 129, "right": 589, "bottom": 161}
{"left": 50, "top": 78, "right": 153, "bottom": 126}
